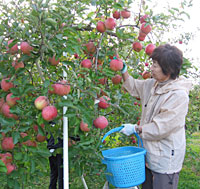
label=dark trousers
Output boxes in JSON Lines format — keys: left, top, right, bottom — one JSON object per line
{"left": 142, "top": 167, "right": 179, "bottom": 189}
{"left": 49, "top": 154, "right": 63, "bottom": 189}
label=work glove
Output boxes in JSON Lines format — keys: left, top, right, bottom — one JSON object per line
{"left": 121, "top": 61, "right": 127, "bottom": 74}
{"left": 111, "top": 56, "right": 127, "bottom": 74}
{"left": 120, "top": 124, "right": 137, "bottom": 136}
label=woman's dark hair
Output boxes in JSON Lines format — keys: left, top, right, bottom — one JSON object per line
{"left": 150, "top": 44, "right": 183, "bottom": 79}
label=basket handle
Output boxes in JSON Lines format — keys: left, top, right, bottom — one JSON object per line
{"left": 101, "top": 126, "right": 143, "bottom": 147}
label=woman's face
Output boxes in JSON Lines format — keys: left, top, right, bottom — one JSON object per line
{"left": 150, "top": 60, "right": 170, "bottom": 82}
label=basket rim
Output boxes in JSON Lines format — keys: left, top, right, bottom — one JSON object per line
{"left": 102, "top": 146, "right": 146, "bottom": 161}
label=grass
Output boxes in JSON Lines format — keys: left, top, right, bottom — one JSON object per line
{"left": 178, "top": 132, "right": 200, "bottom": 189}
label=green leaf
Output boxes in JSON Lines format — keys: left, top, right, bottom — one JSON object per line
{"left": 0, "top": 160, "right": 7, "bottom": 173}
{"left": 45, "top": 18, "right": 57, "bottom": 28}
{"left": 30, "top": 159, "right": 36, "bottom": 173}
{"left": 12, "top": 131, "right": 20, "bottom": 144}
{"left": 15, "top": 152, "right": 23, "bottom": 161}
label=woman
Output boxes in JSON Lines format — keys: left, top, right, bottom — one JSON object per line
{"left": 120, "top": 44, "right": 192, "bottom": 189}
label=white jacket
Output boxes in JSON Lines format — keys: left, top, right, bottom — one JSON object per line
{"left": 122, "top": 76, "right": 193, "bottom": 174}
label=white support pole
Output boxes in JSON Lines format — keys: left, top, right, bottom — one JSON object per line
{"left": 63, "top": 68, "right": 69, "bottom": 189}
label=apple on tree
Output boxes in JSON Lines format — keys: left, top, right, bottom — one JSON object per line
{"left": 98, "top": 77, "right": 107, "bottom": 85}
{"left": 110, "top": 59, "right": 123, "bottom": 71}
{"left": 50, "top": 80, "right": 71, "bottom": 96}
{"left": 36, "top": 134, "right": 46, "bottom": 142}
{"left": 138, "top": 31, "right": 146, "bottom": 41}
{"left": 111, "top": 74, "right": 122, "bottom": 85}
{"left": 121, "top": 9, "right": 131, "bottom": 19}
{"left": 22, "top": 140, "right": 37, "bottom": 147}
{"left": 1, "top": 103, "right": 18, "bottom": 120}
{"left": 84, "top": 41, "right": 96, "bottom": 54}
{"left": 105, "top": 18, "right": 116, "bottom": 30}
{"left": 80, "top": 121, "right": 90, "bottom": 132}
{"left": 1, "top": 137, "right": 15, "bottom": 151}
{"left": 34, "top": 96, "right": 49, "bottom": 110}
{"left": 12, "top": 60, "right": 24, "bottom": 70}
{"left": 132, "top": 42, "right": 143, "bottom": 52}
{"left": 98, "top": 96, "right": 111, "bottom": 109}
{"left": 145, "top": 43, "right": 156, "bottom": 56}
{"left": 1, "top": 78, "right": 14, "bottom": 92}
{"left": 6, "top": 163, "right": 15, "bottom": 175}
{"left": 20, "top": 41, "right": 33, "bottom": 55}
{"left": 42, "top": 105, "right": 58, "bottom": 121}
{"left": 113, "top": 10, "right": 120, "bottom": 19}
{"left": 81, "top": 59, "right": 92, "bottom": 69}
{"left": 96, "top": 21, "right": 106, "bottom": 33}
{"left": 140, "top": 14, "right": 149, "bottom": 24}
{"left": 140, "top": 22, "right": 152, "bottom": 35}
{"left": 7, "top": 39, "right": 18, "bottom": 54}
{"left": 93, "top": 116, "right": 108, "bottom": 129}
{"left": 6, "top": 93, "right": 20, "bottom": 107}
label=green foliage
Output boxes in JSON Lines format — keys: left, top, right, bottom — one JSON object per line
{"left": 186, "top": 85, "right": 200, "bottom": 134}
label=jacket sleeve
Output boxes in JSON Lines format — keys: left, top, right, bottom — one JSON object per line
{"left": 141, "top": 91, "right": 189, "bottom": 141}
{"left": 122, "top": 75, "right": 146, "bottom": 98}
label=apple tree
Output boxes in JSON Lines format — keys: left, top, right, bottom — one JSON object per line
{"left": 0, "top": 0, "right": 193, "bottom": 188}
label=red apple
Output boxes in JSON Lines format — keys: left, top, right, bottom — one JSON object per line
{"left": 0, "top": 152, "right": 13, "bottom": 164}
{"left": 6, "top": 163, "right": 15, "bottom": 175}
{"left": 7, "top": 39, "right": 18, "bottom": 54}
{"left": 111, "top": 74, "right": 122, "bottom": 84}
{"left": 145, "top": 43, "right": 156, "bottom": 56}
{"left": 1, "top": 103, "right": 18, "bottom": 120}
{"left": 36, "top": 134, "right": 46, "bottom": 142}
{"left": 22, "top": 140, "right": 37, "bottom": 147}
{"left": 33, "top": 124, "right": 45, "bottom": 132}
{"left": 1, "top": 78, "right": 14, "bottom": 92}
{"left": 84, "top": 41, "right": 96, "bottom": 53}
{"left": 121, "top": 9, "right": 131, "bottom": 19}
{"left": 20, "top": 132, "right": 28, "bottom": 138}
{"left": 74, "top": 53, "right": 79, "bottom": 59}
{"left": 81, "top": 59, "right": 92, "bottom": 69}
{"left": 93, "top": 116, "right": 108, "bottom": 129}
{"left": 138, "top": 30, "right": 147, "bottom": 41}
{"left": 6, "top": 93, "right": 20, "bottom": 107}
{"left": 12, "top": 60, "right": 24, "bottom": 70}
{"left": 140, "top": 14, "right": 149, "bottom": 23}
{"left": 105, "top": 18, "right": 116, "bottom": 30}
{"left": 132, "top": 42, "right": 143, "bottom": 52}
{"left": 142, "top": 71, "right": 151, "bottom": 79}
{"left": 80, "top": 121, "right": 90, "bottom": 132}
{"left": 113, "top": 10, "right": 120, "bottom": 19}
{"left": 140, "top": 23, "right": 152, "bottom": 34}
{"left": 96, "top": 21, "right": 106, "bottom": 33}
{"left": 51, "top": 80, "right": 71, "bottom": 96}
{"left": 20, "top": 41, "right": 33, "bottom": 55}
{"left": 49, "top": 55, "right": 60, "bottom": 66}
{"left": 34, "top": 96, "right": 49, "bottom": 110}
{"left": 42, "top": 105, "right": 58, "bottom": 121}
{"left": 98, "top": 77, "right": 107, "bottom": 85}
{"left": 98, "top": 96, "right": 110, "bottom": 109}
{"left": 1, "top": 137, "right": 15, "bottom": 151}
{"left": 110, "top": 59, "right": 123, "bottom": 71}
